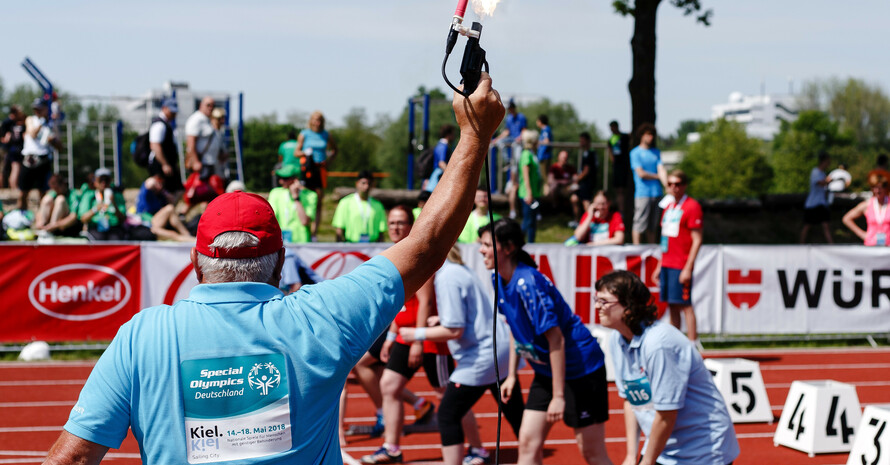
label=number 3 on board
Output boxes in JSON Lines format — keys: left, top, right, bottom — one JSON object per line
{"left": 847, "top": 406, "right": 890, "bottom": 465}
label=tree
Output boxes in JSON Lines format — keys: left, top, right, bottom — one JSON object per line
{"left": 799, "top": 78, "right": 890, "bottom": 150}
{"left": 770, "top": 110, "right": 852, "bottom": 193}
{"left": 674, "top": 119, "right": 706, "bottom": 145}
{"left": 518, "top": 98, "right": 600, "bottom": 143}
{"left": 679, "top": 119, "right": 772, "bottom": 198}
{"left": 613, "top": 0, "right": 711, "bottom": 141}
{"left": 375, "top": 87, "right": 457, "bottom": 189}
{"left": 328, "top": 108, "right": 384, "bottom": 188}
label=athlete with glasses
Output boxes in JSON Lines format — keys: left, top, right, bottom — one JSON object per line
{"left": 596, "top": 270, "right": 738, "bottom": 465}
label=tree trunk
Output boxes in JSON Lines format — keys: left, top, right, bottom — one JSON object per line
{"left": 629, "top": 0, "right": 660, "bottom": 144}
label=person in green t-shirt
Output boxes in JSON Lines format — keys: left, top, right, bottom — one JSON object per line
{"left": 35, "top": 173, "right": 83, "bottom": 238}
{"left": 78, "top": 168, "right": 127, "bottom": 241}
{"left": 412, "top": 190, "right": 431, "bottom": 220}
{"left": 332, "top": 170, "right": 387, "bottom": 242}
{"left": 458, "top": 187, "right": 502, "bottom": 243}
{"left": 277, "top": 130, "right": 301, "bottom": 174}
{"left": 268, "top": 164, "right": 317, "bottom": 244}
{"left": 519, "top": 129, "right": 542, "bottom": 243}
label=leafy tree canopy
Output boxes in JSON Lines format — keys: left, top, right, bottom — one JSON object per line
{"left": 612, "top": 0, "right": 712, "bottom": 25}
{"left": 798, "top": 77, "right": 890, "bottom": 150}
{"left": 679, "top": 118, "right": 772, "bottom": 199}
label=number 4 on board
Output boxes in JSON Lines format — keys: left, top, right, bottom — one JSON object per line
{"left": 775, "top": 380, "right": 861, "bottom": 456}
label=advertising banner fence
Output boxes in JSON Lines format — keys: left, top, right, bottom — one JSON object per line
{"left": 0, "top": 244, "right": 141, "bottom": 342}
{"left": 2, "top": 243, "right": 887, "bottom": 342}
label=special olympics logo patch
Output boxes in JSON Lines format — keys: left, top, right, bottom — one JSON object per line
{"left": 726, "top": 269, "right": 762, "bottom": 311}
{"left": 248, "top": 362, "right": 282, "bottom": 395}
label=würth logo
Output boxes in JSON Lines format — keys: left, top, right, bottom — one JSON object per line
{"left": 28, "top": 264, "right": 132, "bottom": 321}
{"left": 727, "top": 269, "right": 762, "bottom": 311}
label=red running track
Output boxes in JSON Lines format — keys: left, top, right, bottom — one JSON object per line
{"left": 1, "top": 348, "right": 889, "bottom": 464}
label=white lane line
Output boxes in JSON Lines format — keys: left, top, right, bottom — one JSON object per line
{"left": 704, "top": 347, "right": 890, "bottom": 356}
{"left": 0, "top": 362, "right": 97, "bottom": 368}
{"left": 761, "top": 363, "right": 890, "bottom": 370}
{"left": 0, "top": 401, "right": 75, "bottom": 408}
{"left": 0, "top": 380, "right": 85, "bottom": 387}
{"left": 0, "top": 426, "right": 61, "bottom": 433}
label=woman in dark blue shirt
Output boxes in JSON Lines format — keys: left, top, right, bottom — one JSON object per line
{"left": 478, "top": 219, "right": 613, "bottom": 465}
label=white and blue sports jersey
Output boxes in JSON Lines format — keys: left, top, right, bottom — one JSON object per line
{"left": 64, "top": 256, "right": 404, "bottom": 465}
{"left": 493, "top": 262, "right": 604, "bottom": 379}
{"left": 435, "top": 261, "right": 510, "bottom": 386}
{"left": 610, "top": 321, "right": 740, "bottom": 465}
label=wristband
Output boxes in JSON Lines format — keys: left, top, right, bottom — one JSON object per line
{"left": 414, "top": 328, "right": 426, "bottom": 341}
{"left": 386, "top": 331, "right": 397, "bottom": 342}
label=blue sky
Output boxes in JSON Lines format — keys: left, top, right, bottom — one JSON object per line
{"left": 2, "top": 0, "right": 888, "bottom": 136}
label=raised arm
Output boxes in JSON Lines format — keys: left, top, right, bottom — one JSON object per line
{"left": 381, "top": 73, "right": 503, "bottom": 298}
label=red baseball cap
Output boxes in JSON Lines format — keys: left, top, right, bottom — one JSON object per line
{"left": 195, "top": 191, "right": 283, "bottom": 259}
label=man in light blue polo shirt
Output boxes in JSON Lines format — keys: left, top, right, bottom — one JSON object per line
{"left": 629, "top": 123, "right": 667, "bottom": 244}
{"left": 44, "top": 72, "right": 508, "bottom": 465}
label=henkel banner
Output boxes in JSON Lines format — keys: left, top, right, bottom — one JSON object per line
{"left": 0, "top": 244, "right": 141, "bottom": 342}
{"left": 721, "top": 245, "right": 890, "bottom": 334}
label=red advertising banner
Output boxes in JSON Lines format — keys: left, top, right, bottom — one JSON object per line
{"left": 0, "top": 244, "right": 141, "bottom": 342}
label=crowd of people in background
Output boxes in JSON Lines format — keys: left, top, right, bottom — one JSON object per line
{"left": 3, "top": 94, "right": 887, "bottom": 251}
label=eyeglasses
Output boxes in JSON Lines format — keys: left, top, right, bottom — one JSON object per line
{"left": 388, "top": 221, "right": 410, "bottom": 227}
{"left": 594, "top": 298, "right": 620, "bottom": 307}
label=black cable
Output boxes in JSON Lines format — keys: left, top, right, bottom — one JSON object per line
{"left": 442, "top": 53, "right": 464, "bottom": 97}
{"left": 446, "top": 41, "right": 502, "bottom": 464}
{"left": 482, "top": 154, "right": 503, "bottom": 465}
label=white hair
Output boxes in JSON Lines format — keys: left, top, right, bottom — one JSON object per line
{"left": 196, "top": 231, "right": 279, "bottom": 283}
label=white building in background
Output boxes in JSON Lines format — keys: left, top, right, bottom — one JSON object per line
{"left": 711, "top": 92, "right": 798, "bottom": 140}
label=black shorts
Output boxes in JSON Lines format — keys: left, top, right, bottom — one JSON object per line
{"left": 575, "top": 182, "right": 593, "bottom": 202}
{"left": 367, "top": 330, "right": 388, "bottom": 362}
{"left": 803, "top": 205, "right": 830, "bottom": 225}
{"left": 385, "top": 342, "right": 453, "bottom": 389}
{"left": 525, "top": 366, "right": 609, "bottom": 428}
{"left": 303, "top": 160, "right": 324, "bottom": 191}
{"left": 18, "top": 160, "right": 51, "bottom": 191}
{"left": 613, "top": 159, "right": 631, "bottom": 188}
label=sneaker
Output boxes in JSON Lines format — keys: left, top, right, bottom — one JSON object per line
{"left": 414, "top": 400, "right": 435, "bottom": 424}
{"left": 361, "top": 446, "right": 402, "bottom": 464}
{"left": 463, "top": 448, "right": 490, "bottom": 465}
{"left": 370, "top": 413, "right": 384, "bottom": 437}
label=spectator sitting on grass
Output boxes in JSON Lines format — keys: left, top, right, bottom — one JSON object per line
{"left": 35, "top": 173, "right": 83, "bottom": 238}
{"left": 78, "top": 168, "right": 127, "bottom": 241}
{"left": 565, "top": 190, "right": 625, "bottom": 246}
{"left": 136, "top": 174, "right": 193, "bottom": 242}
{"left": 546, "top": 149, "right": 577, "bottom": 210}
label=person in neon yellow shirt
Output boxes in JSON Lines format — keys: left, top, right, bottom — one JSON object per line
{"left": 268, "top": 164, "right": 317, "bottom": 243}
{"left": 412, "top": 190, "right": 431, "bottom": 220}
{"left": 332, "top": 170, "right": 387, "bottom": 242}
{"left": 458, "top": 187, "right": 501, "bottom": 244}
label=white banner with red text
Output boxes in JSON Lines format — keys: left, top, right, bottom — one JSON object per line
{"left": 1, "top": 243, "right": 888, "bottom": 342}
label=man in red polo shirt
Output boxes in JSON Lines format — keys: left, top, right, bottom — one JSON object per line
{"left": 653, "top": 169, "right": 703, "bottom": 345}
